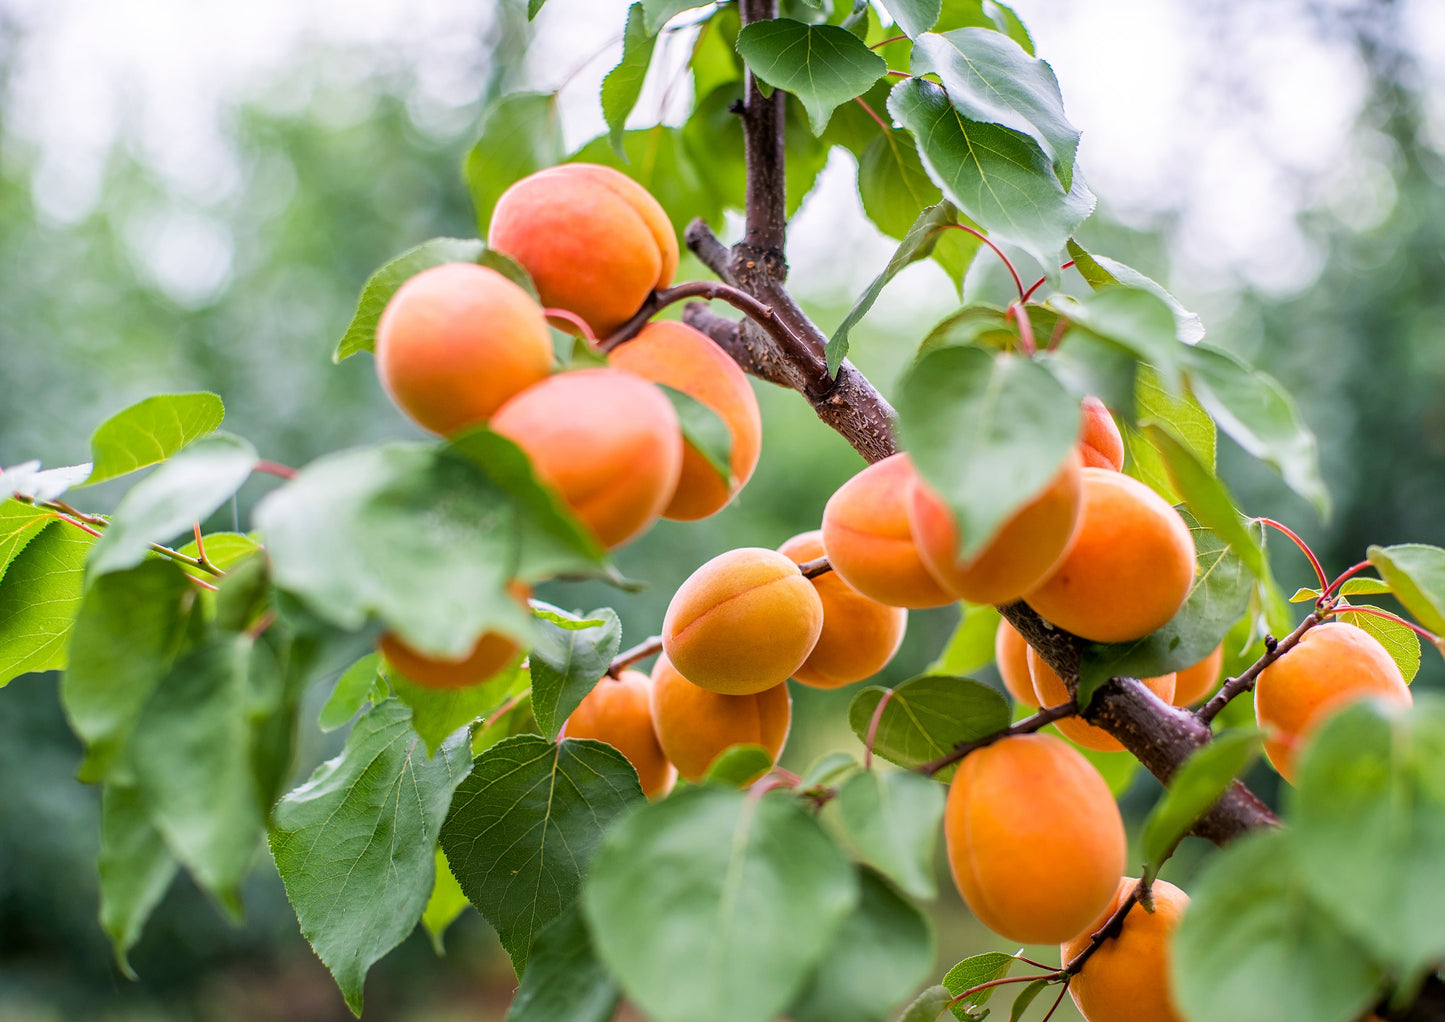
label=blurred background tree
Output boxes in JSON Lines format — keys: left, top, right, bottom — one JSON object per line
{"left": 0, "top": 0, "right": 1441, "bottom": 1018}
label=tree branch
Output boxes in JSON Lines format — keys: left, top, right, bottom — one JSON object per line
{"left": 739, "top": 0, "right": 787, "bottom": 258}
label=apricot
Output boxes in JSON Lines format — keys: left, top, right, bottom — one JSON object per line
{"left": 910, "top": 449, "right": 1084, "bottom": 606}
{"left": 565, "top": 670, "right": 676, "bottom": 799}
{"left": 649, "top": 654, "right": 791, "bottom": 783}
{"left": 1171, "top": 644, "right": 1224, "bottom": 706}
{"left": 1079, "top": 396, "right": 1124, "bottom": 471}
{"left": 374, "top": 263, "right": 553, "bottom": 436}
{"left": 1254, "top": 621, "right": 1411, "bottom": 783}
{"left": 487, "top": 163, "right": 678, "bottom": 338}
{"left": 820, "top": 453, "right": 956, "bottom": 609}
{"left": 608, "top": 320, "right": 762, "bottom": 520}
{"left": 379, "top": 583, "right": 529, "bottom": 689}
{"left": 944, "top": 733, "right": 1126, "bottom": 944}
{"left": 491, "top": 367, "right": 682, "bottom": 549}
{"left": 994, "top": 620, "right": 1039, "bottom": 707}
{"left": 662, "top": 547, "right": 823, "bottom": 695}
{"left": 1024, "top": 469, "right": 1196, "bottom": 643}
{"left": 777, "top": 531, "right": 906, "bottom": 689}
{"left": 1028, "top": 647, "right": 1175, "bottom": 754}
{"left": 1061, "top": 877, "right": 1189, "bottom": 1022}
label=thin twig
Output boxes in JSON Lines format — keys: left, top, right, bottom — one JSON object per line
{"left": 864, "top": 688, "right": 894, "bottom": 771}
{"left": 798, "top": 555, "right": 832, "bottom": 579}
{"left": 915, "top": 699, "right": 1077, "bottom": 776}
{"left": 1258, "top": 517, "right": 1328, "bottom": 594}
{"left": 1062, "top": 880, "right": 1144, "bottom": 976}
{"left": 607, "top": 635, "right": 664, "bottom": 678}
{"left": 947, "top": 223, "right": 1024, "bottom": 301}
{"left": 599, "top": 280, "right": 809, "bottom": 355}
{"left": 1196, "top": 607, "right": 1329, "bottom": 725}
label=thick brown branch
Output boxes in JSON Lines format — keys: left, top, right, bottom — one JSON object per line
{"left": 739, "top": 0, "right": 786, "bottom": 256}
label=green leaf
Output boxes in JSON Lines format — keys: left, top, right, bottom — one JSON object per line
{"left": 1336, "top": 604, "right": 1421, "bottom": 683}
{"left": 911, "top": 28, "right": 1078, "bottom": 189}
{"left": 1292, "top": 698, "right": 1445, "bottom": 978}
{"left": 0, "top": 500, "right": 54, "bottom": 586}
{"left": 790, "top": 868, "right": 935, "bottom": 1022}
{"left": 84, "top": 392, "right": 226, "bottom": 487}
{"left": 87, "top": 434, "right": 258, "bottom": 577}
{"left": 1077, "top": 512, "right": 1256, "bottom": 705}
{"left": 889, "top": 76, "right": 1093, "bottom": 275}
{"left": 1146, "top": 424, "right": 1266, "bottom": 578}
{"left": 927, "top": 603, "right": 1000, "bottom": 677}
{"left": 320, "top": 654, "right": 382, "bottom": 731}
{"left": 421, "top": 846, "right": 470, "bottom": 955}
{"left": 1041, "top": 329, "right": 1138, "bottom": 422}
{"left": 829, "top": 202, "right": 967, "bottom": 374}
{"left": 898, "top": 985, "right": 953, "bottom": 1022}
{"left": 583, "top": 785, "right": 858, "bottom": 1022}
{"left": 1053, "top": 286, "right": 1182, "bottom": 391}
{"left": 467, "top": 92, "right": 566, "bottom": 235}
{"left": 62, "top": 560, "right": 196, "bottom": 783}
{"left": 602, "top": 5, "right": 660, "bottom": 156}
{"left": 1367, "top": 544, "right": 1445, "bottom": 636}
{"left": 98, "top": 782, "right": 177, "bottom": 978}
{"left": 570, "top": 126, "right": 722, "bottom": 245}
{"left": 658, "top": 385, "right": 733, "bottom": 487}
{"left": 441, "top": 734, "right": 644, "bottom": 974}
{"left": 736, "top": 19, "right": 887, "bottom": 135}
{"left": 1290, "top": 578, "right": 1391, "bottom": 602}
{"left": 800, "top": 750, "right": 859, "bottom": 788}
{"left": 1173, "top": 829, "right": 1384, "bottom": 1022}
{"left": 528, "top": 0, "right": 546, "bottom": 18}
{"left": 0, "top": 517, "right": 96, "bottom": 685}
{"left": 504, "top": 903, "right": 621, "bottom": 1022}
{"left": 942, "top": 951, "right": 1014, "bottom": 1017}
{"left": 643, "top": 0, "right": 712, "bottom": 33}
{"left": 897, "top": 345, "right": 1078, "bottom": 561}
{"left": 1065, "top": 241, "right": 1205, "bottom": 345}
{"left": 1182, "top": 343, "right": 1329, "bottom": 518}
{"left": 704, "top": 743, "right": 774, "bottom": 786}
{"left": 834, "top": 768, "right": 944, "bottom": 900}
{"left": 1008, "top": 979, "right": 1049, "bottom": 1020}
{"left": 389, "top": 658, "right": 526, "bottom": 756}
{"left": 175, "top": 530, "right": 262, "bottom": 576}
{"left": 847, "top": 675, "right": 1011, "bottom": 780}
{"left": 690, "top": 5, "right": 743, "bottom": 96}
{"left": 1124, "top": 364, "right": 1216, "bottom": 503}
{"left": 881, "top": 0, "right": 939, "bottom": 36}
{"left": 1140, "top": 729, "right": 1261, "bottom": 878}
{"left": 270, "top": 698, "right": 472, "bottom": 1016}
{"left": 529, "top": 608, "right": 622, "bottom": 738}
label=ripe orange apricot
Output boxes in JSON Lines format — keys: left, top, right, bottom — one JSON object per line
{"left": 374, "top": 263, "right": 553, "bottom": 436}
{"left": 662, "top": 547, "right": 824, "bottom": 696}
{"left": 491, "top": 367, "right": 682, "bottom": 549}
{"left": 910, "top": 449, "right": 1084, "bottom": 606}
{"left": 488, "top": 163, "right": 678, "bottom": 338}
{"left": 820, "top": 453, "right": 956, "bottom": 609}
{"left": 1171, "top": 644, "right": 1224, "bottom": 706}
{"left": 608, "top": 320, "right": 762, "bottom": 520}
{"left": 994, "top": 620, "right": 1039, "bottom": 707}
{"left": 1028, "top": 647, "right": 1175, "bottom": 754}
{"left": 1079, "top": 396, "right": 1125, "bottom": 471}
{"left": 649, "top": 654, "right": 791, "bottom": 783}
{"left": 777, "top": 531, "right": 906, "bottom": 689}
{"left": 1024, "top": 468, "right": 1196, "bottom": 643}
{"left": 1061, "top": 877, "right": 1190, "bottom": 1022}
{"left": 1254, "top": 621, "right": 1411, "bottom": 782}
{"left": 945, "top": 733, "right": 1126, "bottom": 944}
{"left": 566, "top": 670, "right": 676, "bottom": 799}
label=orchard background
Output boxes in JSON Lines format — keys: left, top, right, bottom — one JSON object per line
{"left": 4, "top": 1, "right": 1445, "bottom": 1021}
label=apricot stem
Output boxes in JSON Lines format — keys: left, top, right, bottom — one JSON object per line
{"left": 1009, "top": 301, "right": 1037, "bottom": 355}
{"left": 255, "top": 460, "right": 297, "bottom": 480}
{"left": 853, "top": 96, "right": 891, "bottom": 134}
{"left": 1021, "top": 259, "right": 1076, "bottom": 303}
{"left": 193, "top": 523, "right": 210, "bottom": 569}
{"left": 1325, "top": 603, "right": 1443, "bottom": 646}
{"left": 1047, "top": 314, "right": 1069, "bottom": 352}
{"left": 915, "top": 699, "right": 1078, "bottom": 776}
{"left": 1258, "top": 517, "right": 1328, "bottom": 593}
{"left": 947, "top": 224, "right": 1025, "bottom": 301}
{"left": 797, "top": 555, "right": 832, "bottom": 579}
{"left": 1325, "top": 559, "right": 1375, "bottom": 597}
{"left": 863, "top": 688, "right": 894, "bottom": 771}
{"left": 607, "top": 634, "right": 664, "bottom": 679}
{"left": 947, "top": 974, "right": 1060, "bottom": 1008}
{"left": 1196, "top": 606, "right": 1330, "bottom": 726}
{"left": 869, "top": 33, "right": 907, "bottom": 49}
{"left": 1040, "top": 982, "right": 1071, "bottom": 1022}
{"left": 479, "top": 688, "right": 532, "bottom": 733}
{"left": 1062, "top": 878, "right": 1144, "bottom": 976}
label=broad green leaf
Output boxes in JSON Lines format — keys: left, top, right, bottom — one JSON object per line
{"left": 1125, "top": 364, "right": 1215, "bottom": 503}
{"left": 88, "top": 434, "right": 258, "bottom": 577}
{"left": 1065, "top": 241, "right": 1205, "bottom": 345}
{"left": 98, "top": 782, "right": 177, "bottom": 978}
{"left": 911, "top": 29, "right": 1078, "bottom": 189}
{"left": 1336, "top": 605, "right": 1420, "bottom": 683}
{"left": 942, "top": 951, "right": 1014, "bottom": 1017}
{"left": 690, "top": 4, "right": 741, "bottom": 97}
{"left": 602, "top": 5, "right": 660, "bottom": 156}
{"left": 889, "top": 76, "right": 1093, "bottom": 276}
{"left": 466, "top": 92, "right": 565, "bottom": 235}
{"left": 1292, "top": 699, "right": 1445, "bottom": 978}
{"left": 528, "top": 0, "right": 545, "bottom": 17}
{"left": 1146, "top": 424, "right": 1266, "bottom": 579}
{"left": 1053, "top": 286, "right": 1182, "bottom": 391}
{"left": 736, "top": 19, "right": 887, "bottom": 135}
{"left": 897, "top": 345, "right": 1078, "bottom": 561}
{"left": 270, "top": 698, "right": 472, "bottom": 1015}
{"left": 1140, "top": 729, "right": 1261, "bottom": 878}
{"left": 174, "top": 530, "right": 261, "bottom": 575}
{"left": 504, "top": 903, "right": 621, "bottom": 1022}
{"left": 800, "top": 750, "right": 859, "bottom": 788}
{"left": 62, "top": 560, "right": 196, "bottom": 783}
{"left": 84, "top": 392, "right": 226, "bottom": 486}
{"left": 0, "top": 500, "right": 53, "bottom": 585}
{"left": 658, "top": 386, "right": 732, "bottom": 487}
{"left": 1007, "top": 980, "right": 1050, "bottom": 1021}
{"left": 704, "top": 743, "right": 774, "bottom": 787}
{"left": 978, "top": 1, "right": 1033, "bottom": 53}
{"left": 319, "top": 654, "right": 381, "bottom": 731}
{"left": 389, "top": 658, "right": 526, "bottom": 755}
{"left": 529, "top": 608, "right": 622, "bottom": 738}
{"left": 898, "top": 985, "right": 953, "bottom": 1022}
{"left": 0, "top": 518, "right": 95, "bottom": 685}
{"left": 1183, "top": 343, "right": 1329, "bottom": 518}
{"left": 571, "top": 126, "right": 722, "bottom": 244}
{"left": 927, "top": 603, "right": 1000, "bottom": 677}
{"left": 3, "top": 462, "right": 92, "bottom": 502}
{"left": 1367, "top": 544, "right": 1445, "bottom": 636}
{"left": 790, "top": 868, "right": 935, "bottom": 1022}
{"left": 441, "top": 734, "right": 644, "bottom": 974}
{"left": 847, "top": 675, "right": 1011, "bottom": 780}
{"left": 1077, "top": 512, "right": 1256, "bottom": 705}
{"left": 421, "top": 846, "right": 470, "bottom": 955}
{"left": 1038, "top": 328, "right": 1139, "bottom": 419}
{"left": 828, "top": 202, "right": 967, "bottom": 374}
{"left": 643, "top": 0, "right": 712, "bottom": 33}
{"left": 880, "top": 0, "right": 940, "bottom": 36}
{"left": 583, "top": 785, "right": 858, "bottom": 1022}
{"left": 1173, "top": 829, "right": 1383, "bottom": 1022}
{"left": 834, "top": 768, "right": 944, "bottom": 899}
